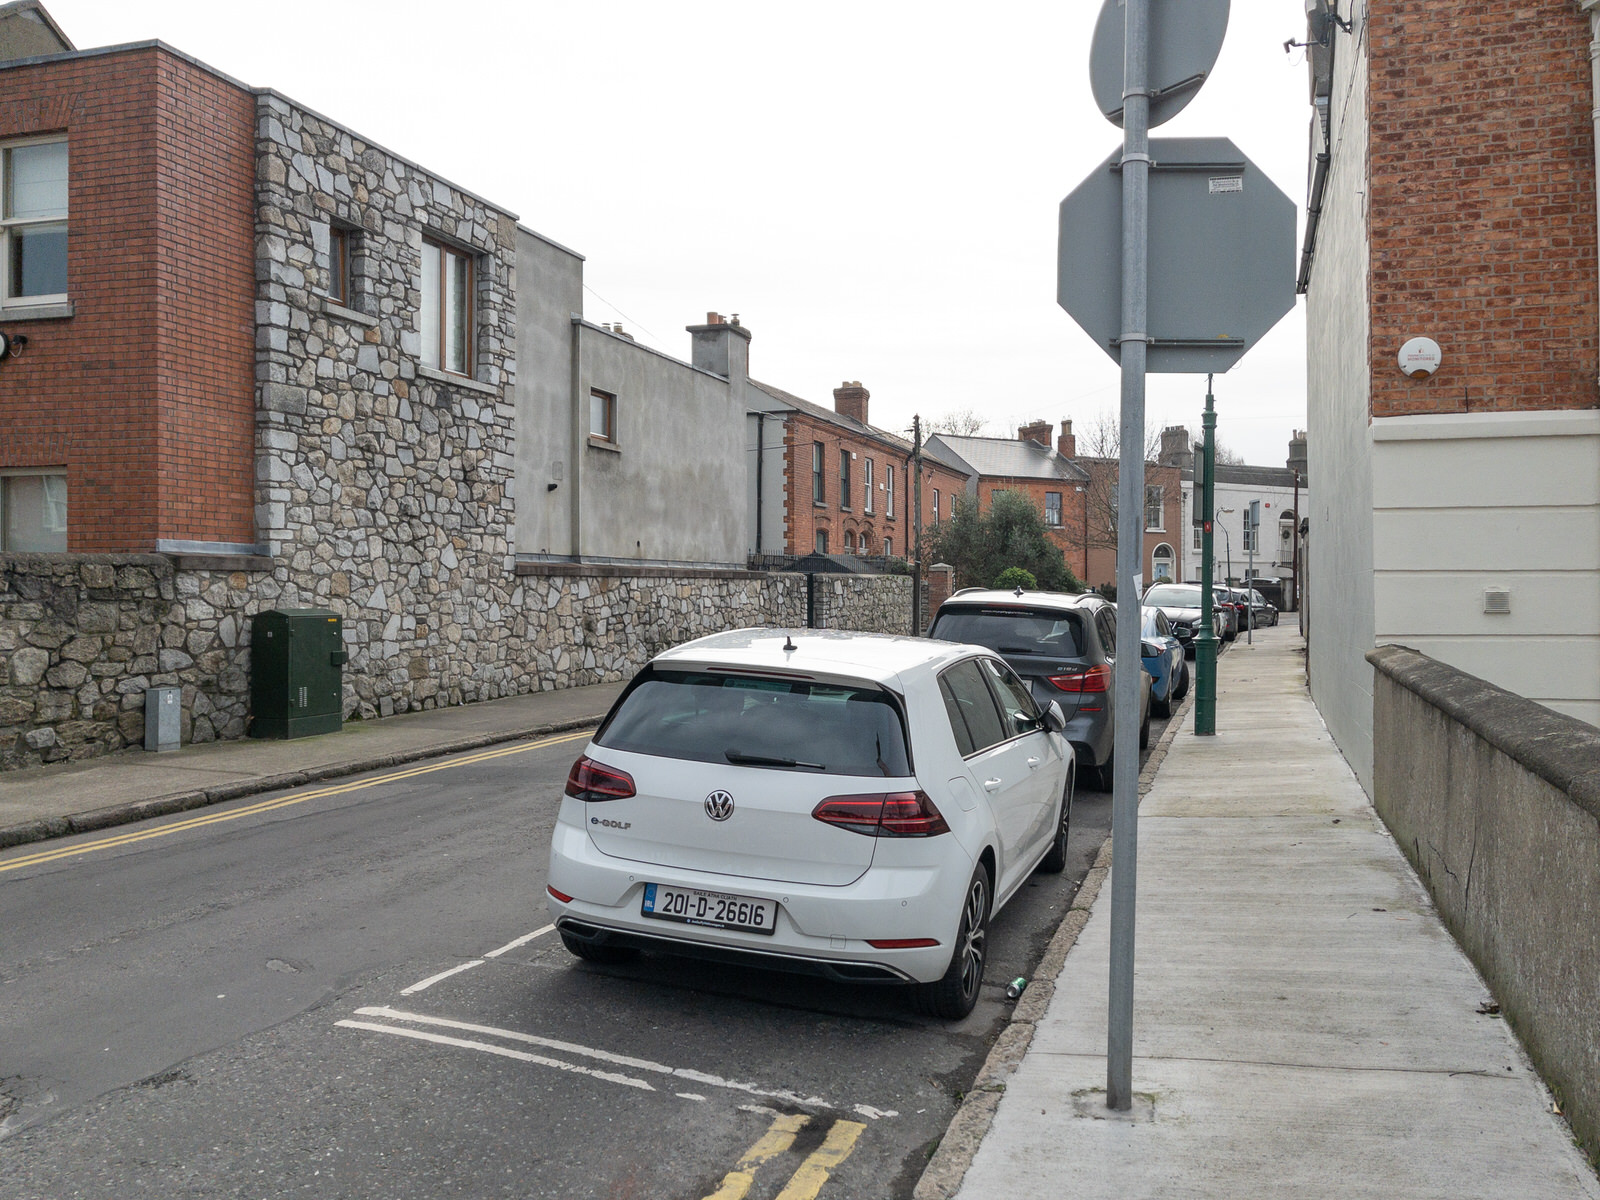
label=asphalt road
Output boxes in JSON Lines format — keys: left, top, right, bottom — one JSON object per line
{"left": 0, "top": 707, "right": 1176, "bottom": 1200}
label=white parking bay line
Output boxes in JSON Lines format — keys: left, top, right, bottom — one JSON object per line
{"left": 349, "top": 1006, "right": 890, "bottom": 1116}
{"left": 335, "top": 1020, "right": 655, "bottom": 1091}
{"left": 399, "top": 960, "right": 484, "bottom": 996}
{"left": 483, "top": 924, "right": 555, "bottom": 958}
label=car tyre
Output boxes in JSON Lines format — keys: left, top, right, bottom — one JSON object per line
{"left": 1140, "top": 707, "right": 1151, "bottom": 750}
{"left": 915, "top": 864, "right": 991, "bottom": 1019}
{"left": 560, "top": 930, "right": 640, "bottom": 965}
{"left": 1152, "top": 686, "right": 1172, "bottom": 719}
{"left": 1037, "top": 773, "right": 1074, "bottom": 874}
{"left": 1092, "top": 754, "right": 1115, "bottom": 792}
{"left": 1174, "top": 661, "right": 1190, "bottom": 701}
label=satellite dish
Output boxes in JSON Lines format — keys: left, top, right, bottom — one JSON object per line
{"left": 1089, "top": 0, "right": 1231, "bottom": 129}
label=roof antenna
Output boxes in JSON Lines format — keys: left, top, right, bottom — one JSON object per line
{"left": 1013, "top": 586, "right": 1025, "bottom": 597}
{"left": 783, "top": 635, "right": 797, "bottom": 653}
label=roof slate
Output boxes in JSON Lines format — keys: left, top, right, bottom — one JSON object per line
{"left": 928, "top": 434, "right": 1089, "bottom": 483}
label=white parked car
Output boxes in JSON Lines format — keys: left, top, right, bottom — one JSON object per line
{"left": 546, "top": 628, "right": 1075, "bottom": 1018}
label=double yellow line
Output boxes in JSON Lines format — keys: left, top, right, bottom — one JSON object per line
{"left": 703, "top": 1114, "right": 867, "bottom": 1200}
{"left": 0, "top": 728, "right": 593, "bottom": 875}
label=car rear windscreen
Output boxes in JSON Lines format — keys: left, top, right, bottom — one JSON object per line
{"left": 595, "top": 669, "right": 911, "bottom": 777}
{"left": 929, "top": 607, "right": 1087, "bottom": 658}
{"left": 1144, "top": 585, "right": 1202, "bottom": 608}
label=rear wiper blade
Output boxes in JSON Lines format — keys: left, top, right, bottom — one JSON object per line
{"left": 998, "top": 644, "right": 1044, "bottom": 655}
{"left": 724, "top": 748, "right": 826, "bottom": 770}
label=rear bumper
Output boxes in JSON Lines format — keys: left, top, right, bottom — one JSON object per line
{"left": 546, "top": 815, "right": 966, "bottom": 985}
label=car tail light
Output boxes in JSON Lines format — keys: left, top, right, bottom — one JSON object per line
{"left": 1047, "top": 664, "right": 1111, "bottom": 693}
{"left": 812, "top": 791, "right": 950, "bottom": 837}
{"left": 867, "top": 937, "right": 941, "bottom": 949}
{"left": 547, "top": 885, "right": 574, "bottom": 903}
{"left": 564, "top": 754, "right": 635, "bottom": 801}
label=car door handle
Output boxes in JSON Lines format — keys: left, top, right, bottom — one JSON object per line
{"left": 1026, "top": 757, "right": 1042, "bottom": 769}
{"left": 983, "top": 778, "right": 1003, "bottom": 792}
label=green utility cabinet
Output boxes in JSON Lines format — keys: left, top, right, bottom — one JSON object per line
{"left": 249, "top": 609, "right": 348, "bottom": 738}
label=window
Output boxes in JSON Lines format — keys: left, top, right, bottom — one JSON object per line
{"left": 886, "top": 465, "right": 895, "bottom": 516}
{"left": 812, "top": 442, "right": 826, "bottom": 504}
{"left": 420, "top": 237, "right": 473, "bottom": 375}
{"left": 595, "top": 667, "right": 910, "bottom": 777}
{"left": 815, "top": 529, "right": 828, "bottom": 553}
{"left": 858, "top": 532, "right": 869, "bottom": 554}
{"left": 884, "top": 537, "right": 892, "bottom": 557}
{"left": 0, "top": 470, "right": 67, "bottom": 551}
{"left": 1193, "top": 522, "right": 1204, "bottom": 551}
{"left": 327, "top": 227, "right": 351, "bottom": 305}
{"left": 980, "top": 656, "right": 1042, "bottom": 738}
{"left": 1145, "top": 485, "right": 1164, "bottom": 531}
{"left": 1243, "top": 522, "right": 1257, "bottom": 553}
{"left": 839, "top": 449, "right": 852, "bottom": 509}
{"left": 938, "top": 658, "right": 1008, "bottom": 758}
{"left": 589, "top": 388, "right": 615, "bottom": 443}
{"left": 2, "top": 138, "right": 68, "bottom": 304}
{"left": 863, "top": 458, "right": 875, "bottom": 513}
{"left": 1045, "top": 491, "right": 1062, "bottom": 526}
{"left": 932, "top": 489, "right": 941, "bottom": 524}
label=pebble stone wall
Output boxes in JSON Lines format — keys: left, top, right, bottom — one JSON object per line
{"left": 0, "top": 555, "right": 910, "bottom": 770}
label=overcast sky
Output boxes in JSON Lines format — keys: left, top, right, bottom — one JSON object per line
{"left": 51, "top": 0, "right": 1312, "bottom": 467}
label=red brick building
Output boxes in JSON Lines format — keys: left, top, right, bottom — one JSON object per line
{"left": 926, "top": 421, "right": 1091, "bottom": 581}
{"left": 749, "top": 379, "right": 968, "bottom": 563}
{"left": 0, "top": 35, "right": 257, "bottom": 553}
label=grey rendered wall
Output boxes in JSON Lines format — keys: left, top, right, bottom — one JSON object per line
{"left": 1368, "top": 645, "right": 1600, "bottom": 1164}
{"left": 576, "top": 326, "right": 746, "bottom": 566}
{"left": 746, "top": 410, "right": 789, "bottom": 555}
{"left": 1304, "top": 2, "right": 1376, "bottom": 792}
{"left": 513, "top": 228, "right": 584, "bottom": 558}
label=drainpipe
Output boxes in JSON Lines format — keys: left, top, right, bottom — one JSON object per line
{"left": 754, "top": 411, "right": 765, "bottom": 554}
{"left": 569, "top": 315, "right": 584, "bottom": 558}
{"left": 1583, "top": 0, "right": 1600, "bottom": 386}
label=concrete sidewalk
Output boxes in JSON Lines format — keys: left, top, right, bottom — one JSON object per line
{"left": 922, "top": 625, "right": 1600, "bottom": 1200}
{"left": 0, "top": 679, "right": 625, "bottom": 849}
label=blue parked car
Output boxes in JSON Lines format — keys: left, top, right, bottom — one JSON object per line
{"left": 1141, "top": 607, "right": 1188, "bottom": 718}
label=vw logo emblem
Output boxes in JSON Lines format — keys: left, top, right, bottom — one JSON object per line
{"left": 704, "top": 790, "right": 735, "bottom": 822}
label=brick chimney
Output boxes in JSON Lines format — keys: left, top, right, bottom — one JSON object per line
{"left": 833, "top": 381, "right": 869, "bottom": 425}
{"left": 1058, "top": 419, "right": 1076, "bottom": 459}
{"left": 1018, "top": 420, "right": 1051, "bottom": 447}
{"left": 685, "top": 312, "right": 751, "bottom": 382}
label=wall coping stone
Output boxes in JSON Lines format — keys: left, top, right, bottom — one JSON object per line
{"left": 1367, "top": 644, "right": 1600, "bottom": 821}
{"left": 516, "top": 562, "right": 764, "bottom": 581}
{"left": 168, "top": 554, "right": 274, "bottom": 572}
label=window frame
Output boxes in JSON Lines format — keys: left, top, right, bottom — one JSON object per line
{"left": 932, "top": 488, "right": 940, "bottom": 525}
{"left": 839, "top": 448, "right": 852, "bottom": 510}
{"left": 1145, "top": 484, "right": 1165, "bottom": 532}
{"left": 589, "top": 387, "right": 616, "bottom": 445}
{"left": 326, "top": 226, "right": 351, "bottom": 306}
{"left": 420, "top": 235, "right": 475, "bottom": 377}
{"left": 815, "top": 529, "right": 828, "bottom": 554}
{"left": 863, "top": 458, "right": 875, "bottom": 513}
{"left": 886, "top": 464, "right": 895, "bottom": 517}
{"left": 1, "top": 136, "right": 69, "bottom": 307}
{"left": 1045, "top": 490, "right": 1062, "bottom": 527}
{"left": 812, "top": 442, "right": 826, "bottom": 505}
{"left": 0, "top": 467, "right": 68, "bottom": 552}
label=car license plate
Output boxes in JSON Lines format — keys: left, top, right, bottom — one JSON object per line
{"left": 641, "top": 883, "right": 777, "bottom": 935}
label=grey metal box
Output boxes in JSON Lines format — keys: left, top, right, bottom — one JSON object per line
{"left": 145, "top": 686, "right": 181, "bottom": 752}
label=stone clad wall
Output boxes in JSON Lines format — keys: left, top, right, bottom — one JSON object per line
{"left": 0, "top": 556, "right": 911, "bottom": 770}
{"left": 252, "top": 92, "right": 522, "bottom": 721}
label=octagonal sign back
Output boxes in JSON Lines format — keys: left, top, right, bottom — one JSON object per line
{"left": 1057, "top": 136, "right": 1296, "bottom": 373}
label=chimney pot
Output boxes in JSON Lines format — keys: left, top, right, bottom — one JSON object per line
{"left": 1058, "top": 420, "right": 1077, "bottom": 459}
{"left": 833, "top": 381, "right": 871, "bottom": 426}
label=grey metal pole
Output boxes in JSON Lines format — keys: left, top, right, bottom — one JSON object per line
{"left": 1107, "top": 0, "right": 1150, "bottom": 1114}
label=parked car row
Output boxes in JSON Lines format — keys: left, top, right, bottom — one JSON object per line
{"left": 1142, "top": 582, "right": 1278, "bottom": 648}
{"left": 543, "top": 580, "right": 1260, "bottom": 1020}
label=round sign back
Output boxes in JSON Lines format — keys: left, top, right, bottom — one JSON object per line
{"left": 1089, "top": 0, "right": 1231, "bottom": 129}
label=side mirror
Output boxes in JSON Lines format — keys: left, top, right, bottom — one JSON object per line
{"left": 1141, "top": 640, "right": 1164, "bottom": 658}
{"left": 1043, "top": 700, "right": 1067, "bottom": 733}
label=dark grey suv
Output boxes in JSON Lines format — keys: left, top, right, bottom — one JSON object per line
{"left": 928, "top": 590, "right": 1150, "bottom": 792}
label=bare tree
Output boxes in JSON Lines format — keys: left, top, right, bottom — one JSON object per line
{"left": 1186, "top": 426, "right": 1244, "bottom": 465}
{"left": 1076, "top": 409, "right": 1163, "bottom": 462}
{"left": 929, "top": 409, "right": 992, "bottom": 437}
